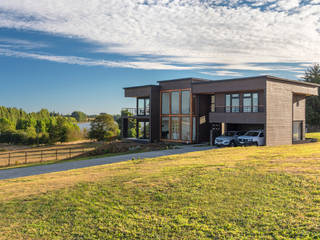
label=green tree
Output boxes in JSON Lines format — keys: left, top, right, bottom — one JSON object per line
{"left": 89, "top": 114, "right": 119, "bottom": 141}
{"left": 116, "top": 110, "right": 137, "bottom": 138}
{"left": 71, "top": 111, "right": 87, "bottom": 122}
{"left": 0, "top": 118, "right": 14, "bottom": 133}
{"left": 304, "top": 64, "right": 320, "bottom": 126}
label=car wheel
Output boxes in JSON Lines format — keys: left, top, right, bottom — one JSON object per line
{"left": 254, "top": 142, "right": 259, "bottom": 146}
{"left": 229, "top": 141, "right": 235, "bottom": 147}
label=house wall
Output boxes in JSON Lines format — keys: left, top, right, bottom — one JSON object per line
{"left": 192, "top": 77, "right": 266, "bottom": 94}
{"left": 150, "top": 86, "right": 160, "bottom": 142}
{"left": 265, "top": 80, "right": 317, "bottom": 146}
{"left": 159, "top": 79, "right": 193, "bottom": 91}
{"left": 266, "top": 80, "right": 293, "bottom": 146}
{"left": 196, "top": 95, "right": 211, "bottom": 142}
{"left": 125, "top": 86, "right": 153, "bottom": 97}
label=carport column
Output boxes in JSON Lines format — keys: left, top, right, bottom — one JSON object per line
{"left": 122, "top": 118, "right": 128, "bottom": 138}
{"left": 221, "top": 122, "right": 226, "bottom": 135}
{"left": 136, "top": 120, "right": 139, "bottom": 139}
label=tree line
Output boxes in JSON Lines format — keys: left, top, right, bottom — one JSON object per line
{"left": 0, "top": 107, "right": 83, "bottom": 145}
{"left": 304, "top": 64, "right": 320, "bottom": 127}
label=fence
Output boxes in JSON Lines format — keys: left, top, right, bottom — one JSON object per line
{"left": 0, "top": 146, "right": 96, "bottom": 167}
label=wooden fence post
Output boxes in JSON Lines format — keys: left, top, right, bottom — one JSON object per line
{"left": 8, "top": 152, "right": 10, "bottom": 166}
{"left": 41, "top": 150, "right": 43, "bottom": 162}
{"left": 69, "top": 148, "right": 71, "bottom": 158}
{"left": 25, "top": 152, "right": 27, "bottom": 164}
{"left": 56, "top": 149, "right": 58, "bottom": 161}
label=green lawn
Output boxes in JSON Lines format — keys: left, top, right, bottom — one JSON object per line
{"left": 1, "top": 135, "right": 320, "bottom": 239}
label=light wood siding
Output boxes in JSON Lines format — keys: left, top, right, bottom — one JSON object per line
{"left": 266, "top": 80, "right": 293, "bottom": 146}
{"left": 293, "top": 95, "right": 306, "bottom": 121}
{"left": 293, "top": 94, "right": 306, "bottom": 140}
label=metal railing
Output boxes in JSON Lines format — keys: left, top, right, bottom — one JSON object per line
{"left": 121, "top": 108, "right": 150, "bottom": 116}
{"left": 212, "top": 105, "right": 265, "bottom": 113}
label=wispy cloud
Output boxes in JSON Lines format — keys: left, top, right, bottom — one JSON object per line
{"left": 0, "top": 48, "right": 208, "bottom": 70}
{"left": 0, "top": 0, "right": 319, "bottom": 76}
{"left": 201, "top": 71, "right": 243, "bottom": 77}
{"left": 0, "top": 38, "right": 48, "bottom": 49}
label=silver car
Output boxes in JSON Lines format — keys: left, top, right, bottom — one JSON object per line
{"left": 214, "top": 131, "right": 247, "bottom": 147}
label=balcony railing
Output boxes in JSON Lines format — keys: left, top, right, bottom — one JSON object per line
{"left": 212, "top": 105, "right": 265, "bottom": 113}
{"left": 121, "top": 108, "right": 150, "bottom": 117}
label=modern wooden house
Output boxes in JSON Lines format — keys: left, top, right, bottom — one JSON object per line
{"left": 121, "top": 75, "right": 319, "bottom": 146}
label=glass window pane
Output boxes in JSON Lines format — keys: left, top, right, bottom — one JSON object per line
{"left": 162, "top": 92, "right": 170, "bottom": 114}
{"left": 138, "top": 99, "right": 144, "bottom": 115}
{"left": 243, "top": 93, "right": 252, "bottom": 112}
{"left": 181, "top": 117, "right": 190, "bottom": 141}
{"left": 181, "top": 91, "right": 190, "bottom": 114}
{"left": 193, "top": 117, "right": 196, "bottom": 141}
{"left": 226, "top": 94, "right": 231, "bottom": 112}
{"left": 161, "top": 117, "right": 169, "bottom": 139}
{"left": 171, "top": 117, "right": 180, "bottom": 140}
{"left": 145, "top": 98, "right": 150, "bottom": 115}
{"left": 253, "top": 93, "right": 258, "bottom": 112}
{"left": 232, "top": 94, "right": 240, "bottom": 112}
{"left": 171, "top": 91, "right": 180, "bottom": 114}
{"left": 293, "top": 121, "right": 302, "bottom": 141}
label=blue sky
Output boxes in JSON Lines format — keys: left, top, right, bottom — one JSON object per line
{"left": 0, "top": 0, "right": 319, "bottom": 115}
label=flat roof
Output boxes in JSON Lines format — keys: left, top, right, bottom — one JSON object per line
{"left": 157, "top": 77, "right": 211, "bottom": 83}
{"left": 192, "top": 75, "right": 320, "bottom": 88}
{"left": 124, "top": 75, "right": 320, "bottom": 89}
{"left": 123, "top": 85, "right": 157, "bottom": 90}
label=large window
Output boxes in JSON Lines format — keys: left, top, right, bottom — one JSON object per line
{"left": 243, "top": 92, "right": 259, "bottom": 112}
{"left": 161, "top": 117, "right": 170, "bottom": 139}
{"left": 225, "top": 94, "right": 239, "bottom": 112}
{"left": 253, "top": 93, "right": 258, "bottom": 112}
{"left": 211, "top": 95, "right": 215, "bottom": 112}
{"left": 162, "top": 92, "right": 170, "bottom": 114}
{"left": 232, "top": 94, "right": 240, "bottom": 112}
{"left": 181, "top": 91, "right": 190, "bottom": 114}
{"left": 226, "top": 94, "right": 231, "bottom": 112}
{"left": 160, "top": 89, "right": 194, "bottom": 142}
{"left": 243, "top": 93, "right": 252, "bottom": 112}
{"left": 171, "top": 117, "right": 180, "bottom": 140}
{"left": 171, "top": 91, "right": 180, "bottom": 114}
{"left": 181, "top": 117, "right": 190, "bottom": 141}
{"left": 137, "top": 98, "right": 150, "bottom": 115}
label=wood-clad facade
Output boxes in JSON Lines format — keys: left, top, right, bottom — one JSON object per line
{"left": 122, "top": 76, "right": 319, "bottom": 146}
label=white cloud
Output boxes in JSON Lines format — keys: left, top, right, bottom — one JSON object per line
{"left": 0, "top": 48, "right": 207, "bottom": 70}
{"left": 0, "top": 38, "right": 48, "bottom": 49}
{"left": 0, "top": 0, "right": 319, "bottom": 73}
{"left": 201, "top": 71, "right": 243, "bottom": 77}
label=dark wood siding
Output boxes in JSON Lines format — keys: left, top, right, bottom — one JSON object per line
{"left": 159, "top": 79, "right": 193, "bottom": 91}
{"left": 125, "top": 86, "right": 153, "bottom": 97}
{"left": 192, "top": 77, "right": 266, "bottom": 94}
{"left": 150, "top": 86, "right": 160, "bottom": 142}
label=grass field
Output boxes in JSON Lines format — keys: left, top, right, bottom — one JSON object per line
{"left": 1, "top": 134, "right": 320, "bottom": 239}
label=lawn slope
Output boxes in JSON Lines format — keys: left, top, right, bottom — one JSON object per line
{"left": 1, "top": 138, "right": 320, "bottom": 239}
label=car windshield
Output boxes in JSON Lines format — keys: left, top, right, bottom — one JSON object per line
{"left": 224, "top": 131, "right": 236, "bottom": 137}
{"left": 245, "top": 131, "right": 259, "bottom": 136}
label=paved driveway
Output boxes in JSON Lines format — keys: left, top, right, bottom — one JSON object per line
{"left": 0, "top": 145, "right": 213, "bottom": 180}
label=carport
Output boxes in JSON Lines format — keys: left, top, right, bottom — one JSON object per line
{"left": 226, "top": 123, "right": 264, "bottom": 132}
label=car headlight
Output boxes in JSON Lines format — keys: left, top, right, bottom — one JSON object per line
{"left": 223, "top": 140, "right": 230, "bottom": 144}
{"left": 248, "top": 139, "right": 253, "bottom": 142}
